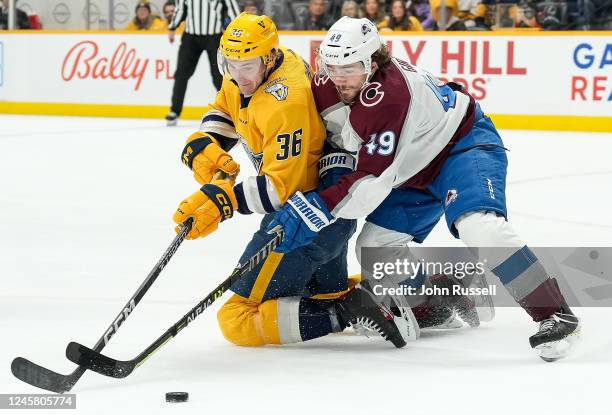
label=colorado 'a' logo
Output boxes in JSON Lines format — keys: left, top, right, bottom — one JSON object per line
{"left": 265, "top": 83, "right": 288, "bottom": 101}
{"left": 360, "top": 82, "right": 384, "bottom": 107}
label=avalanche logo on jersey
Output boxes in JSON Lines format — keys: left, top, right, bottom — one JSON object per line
{"left": 360, "top": 82, "right": 384, "bottom": 107}
{"left": 265, "top": 82, "right": 288, "bottom": 101}
{"left": 445, "top": 189, "right": 458, "bottom": 207}
{"left": 240, "top": 138, "right": 263, "bottom": 173}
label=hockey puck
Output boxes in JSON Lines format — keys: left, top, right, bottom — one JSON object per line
{"left": 165, "top": 392, "right": 188, "bottom": 403}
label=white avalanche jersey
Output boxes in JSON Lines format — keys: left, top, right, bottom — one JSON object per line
{"left": 312, "top": 57, "right": 476, "bottom": 219}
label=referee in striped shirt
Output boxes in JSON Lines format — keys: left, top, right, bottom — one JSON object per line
{"left": 166, "top": 0, "right": 240, "bottom": 125}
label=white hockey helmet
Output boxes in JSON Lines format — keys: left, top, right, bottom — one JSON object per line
{"left": 317, "top": 17, "right": 383, "bottom": 78}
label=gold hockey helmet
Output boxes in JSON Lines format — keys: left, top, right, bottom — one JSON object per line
{"left": 218, "top": 13, "right": 279, "bottom": 74}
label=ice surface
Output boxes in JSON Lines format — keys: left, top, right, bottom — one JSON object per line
{"left": 1, "top": 115, "right": 611, "bottom": 414}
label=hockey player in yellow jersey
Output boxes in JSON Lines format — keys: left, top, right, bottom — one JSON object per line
{"left": 172, "top": 13, "right": 416, "bottom": 349}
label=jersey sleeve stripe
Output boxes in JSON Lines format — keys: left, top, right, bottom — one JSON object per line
{"left": 256, "top": 175, "right": 276, "bottom": 213}
{"left": 233, "top": 182, "right": 253, "bottom": 215}
{"left": 202, "top": 113, "right": 235, "bottom": 127}
{"left": 234, "top": 175, "right": 282, "bottom": 215}
{"left": 206, "top": 131, "right": 239, "bottom": 152}
{"left": 200, "top": 121, "right": 238, "bottom": 140}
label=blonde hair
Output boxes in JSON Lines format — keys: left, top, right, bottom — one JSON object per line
{"left": 341, "top": 0, "right": 361, "bottom": 18}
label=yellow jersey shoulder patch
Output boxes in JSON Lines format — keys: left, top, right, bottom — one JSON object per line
{"left": 264, "top": 79, "right": 289, "bottom": 102}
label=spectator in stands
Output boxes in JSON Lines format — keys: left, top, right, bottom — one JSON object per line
{"left": 458, "top": 0, "right": 489, "bottom": 28}
{"left": 513, "top": 0, "right": 538, "bottom": 27}
{"left": 340, "top": 0, "right": 362, "bottom": 17}
{"left": 162, "top": 1, "right": 185, "bottom": 33}
{"left": 332, "top": 0, "right": 348, "bottom": 20}
{"left": 409, "top": 0, "right": 436, "bottom": 29}
{"left": 126, "top": 1, "right": 165, "bottom": 31}
{"left": 296, "top": 0, "right": 335, "bottom": 30}
{"left": 429, "top": 0, "right": 467, "bottom": 29}
{"left": 242, "top": 0, "right": 260, "bottom": 14}
{"left": 0, "top": 0, "right": 31, "bottom": 29}
{"left": 362, "top": 0, "right": 387, "bottom": 27}
{"left": 379, "top": 0, "right": 424, "bottom": 30}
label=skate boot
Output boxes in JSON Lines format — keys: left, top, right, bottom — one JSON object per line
{"left": 413, "top": 304, "right": 463, "bottom": 329}
{"left": 165, "top": 111, "right": 178, "bottom": 126}
{"left": 423, "top": 307, "right": 464, "bottom": 329}
{"left": 334, "top": 280, "right": 418, "bottom": 348}
{"left": 529, "top": 305, "right": 581, "bottom": 362}
{"left": 429, "top": 274, "right": 480, "bottom": 328}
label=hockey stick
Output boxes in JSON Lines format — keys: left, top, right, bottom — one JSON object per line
{"left": 10, "top": 218, "right": 193, "bottom": 393}
{"left": 65, "top": 229, "right": 284, "bottom": 379}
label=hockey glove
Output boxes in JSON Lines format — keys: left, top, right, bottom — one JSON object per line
{"left": 173, "top": 180, "right": 238, "bottom": 240}
{"left": 267, "top": 191, "right": 333, "bottom": 253}
{"left": 181, "top": 132, "right": 240, "bottom": 185}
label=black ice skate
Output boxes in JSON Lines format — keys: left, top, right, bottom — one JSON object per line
{"left": 529, "top": 306, "right": 581, "bottom": 362}
{"left": 429, "top": 274, "right": 480, "bottom": 328}
{"left": 334, "top": 280, "right": 418, "bottom": 348}
{"left": 417, "top": 306, "right": 463, "bottom": 330}
{"left": 165, "top": 111, "right": 178, "bottom": 126}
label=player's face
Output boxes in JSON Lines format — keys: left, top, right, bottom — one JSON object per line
{"left": 326, "top": 62, "right": 369, "bottom": 103}
{"left": 226, "top": 57, "right": 266, "bottom": 96}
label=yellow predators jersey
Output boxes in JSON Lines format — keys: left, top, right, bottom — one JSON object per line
{"left": 198, "top": 47, "right": 326, "bottom": 214}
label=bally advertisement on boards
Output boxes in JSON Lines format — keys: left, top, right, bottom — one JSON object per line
{"left": 0, "top": 32, "right": 610, "bottom": 129}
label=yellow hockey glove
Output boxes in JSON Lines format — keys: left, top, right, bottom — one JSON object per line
{"left": 173, "top": 180, "right": 238, "bottom": 240}
{"left": 181, "top": 132, "right": 240, "bottom": 185}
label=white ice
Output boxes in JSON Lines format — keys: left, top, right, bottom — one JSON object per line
{"left": 1, "top": 115, "right": 611, "bottom": 415}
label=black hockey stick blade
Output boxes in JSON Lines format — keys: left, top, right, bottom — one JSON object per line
{"left": 11, "top": 357, "right": 84, "bottom": 394}
{"left": 11, "top": 219, "right": 193, "bottom": 392}
{"left": 65, "top": 229, "right": 283, "bottom": 379}
{"left": 66, "top": 342, "right": 134, "bottom": 379}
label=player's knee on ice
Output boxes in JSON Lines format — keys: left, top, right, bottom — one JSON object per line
{"left": 217, "top": 294, "right": 283, "bottom": 347}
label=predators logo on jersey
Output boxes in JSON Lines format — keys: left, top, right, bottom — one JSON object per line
{"left": 265, "top": 82, "right": 288, "bottom": 102}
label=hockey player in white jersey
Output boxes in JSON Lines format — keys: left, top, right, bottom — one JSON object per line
{"left": 268, "top": 17, "right": 580, "bottom": 361}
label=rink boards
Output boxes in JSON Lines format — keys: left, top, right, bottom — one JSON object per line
{"left": 0, "top": 30, "right": 610, "bottom": 132}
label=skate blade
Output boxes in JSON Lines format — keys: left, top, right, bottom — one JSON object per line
{"left": 423, "top": 310, "right": 463, "bottom": 330}
{"left": 472, "top": 274, "right": 495, "bottom": 322}
{"left": 535, "top": 326, "right": 581, "bottom": 362}
{"left": 166, "top": 119, "right": 177, "bottom": 126}
{"left": 424, "top": 318, "right": 464, "bottom": 330}
{"left": 394, "top": 307, "right": 420, "bottom": 341}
